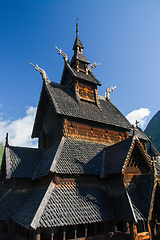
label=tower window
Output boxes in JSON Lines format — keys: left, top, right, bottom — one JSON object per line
{"left": 79, "top": 62, "right": 86, "bottom": 72}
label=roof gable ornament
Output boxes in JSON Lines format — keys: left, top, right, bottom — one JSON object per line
{"left": 105, "top": 86, "right": 116, "bottom": 101}
{"left": 30, "top": 63, "right": 51, "bottom": 83}
{"left": 87, "top": 62, "right": 100, "bottom": 74}
{"left": 55, "top": 46, "right": 68, "bottom": 62}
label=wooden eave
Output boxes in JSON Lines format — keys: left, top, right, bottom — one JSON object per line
{"left": 148, "top": 175, "right": 157, "bottom": 221}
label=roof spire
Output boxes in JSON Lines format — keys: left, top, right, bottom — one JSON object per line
{"left": 76, "top": 22, "right": 79, "bottom": 38}
{"left": 5, "top": 133, "right": 9, "bottom": 146}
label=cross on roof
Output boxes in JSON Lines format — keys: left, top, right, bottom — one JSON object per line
{"left": 135, "top": 120, "right": 139, "bottom": 127}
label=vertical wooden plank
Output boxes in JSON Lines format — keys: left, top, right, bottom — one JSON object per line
{"left": 148, "top": 221, "right": 152, "bottom": 240}
{"left": 51, "top": 232, "right": 54, "bottom": 240}
{"left": 85, "top": 226, "right": 88, "bottom": 238}
{"left": 36, "top": 232, "right": 41, "bottom": 240}
{"left": 63, "top": 230, "right": 66, "bottom": 240}
{"left": 74, "top": 226, "right": 77, "bottom": 239}
{"left": 129, "top": 222, "right": 138, "bottom": 240}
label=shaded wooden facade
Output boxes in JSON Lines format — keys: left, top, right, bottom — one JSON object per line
{"left": 0, "top": 24, "right": 160, "bottom": 240}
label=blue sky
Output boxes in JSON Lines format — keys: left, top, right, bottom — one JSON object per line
{"left": 0, "top": 0, "right": 160, "bottom": 147}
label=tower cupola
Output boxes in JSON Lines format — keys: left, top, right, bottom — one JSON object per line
{"left": 70, "top": 23, "right": 90, "bottom": 72}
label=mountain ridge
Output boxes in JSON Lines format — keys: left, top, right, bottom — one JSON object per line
{"left": 144, "top": 110, "right": 160, "bottom": 152}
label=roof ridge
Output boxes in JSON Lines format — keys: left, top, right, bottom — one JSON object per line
{"left": 50, "top": 137, "right": 66, "bottom": 173}
{"left": 7, "top": 145, "right": 44, "bottom": 151}
{"left": 30, "top": 182, "right": 55, "bottom": 230}
{"left": 0, "top": 189, "right": 12, "bottom": 204}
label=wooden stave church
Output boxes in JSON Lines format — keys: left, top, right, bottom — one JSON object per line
{"left": 1, "top": 24, "right": 160, "bottom": 240}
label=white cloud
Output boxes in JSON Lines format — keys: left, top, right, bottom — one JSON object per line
{"left": 0, "top": 106, "right": 38, "bottom": 148}
{"left": 126, "top": 108, "right": 151, "bottom": 129}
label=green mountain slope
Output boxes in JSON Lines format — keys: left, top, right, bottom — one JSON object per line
{"left": 0, "top": 144, "right": 4, "bottom": 166}
{"left": 144, "top": 110, "right": 160, "bottom": 152}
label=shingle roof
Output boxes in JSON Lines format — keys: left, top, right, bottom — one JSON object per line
{"left": 44, "top": 82, "right": 132, "bottom": 129}
{"left": 133, "top": 174, "right": 155, "bottom": 220}
{"left": 32, "top": 141, "right": 60, "bottom": 179}
{"left": 103, "top": 137, "right": 133, "bottom": 176}
{"left": 4, "top": 146, "right": 43, "bottom": 179}
{"left": 102, "top": 137, "right": 151, "bottom": 177}
{"left": 9, "top": 179, "right": 152, "bottom": 229}
{"left": 106, "top": 180, "right": 135, "bottom": 222}
{"left": 70, "top": 51, "right": 90, "bottom": 65}
{"left": 38, "top": 182, "right": 114, "bottom": 228}
{"left": 0, "top": 188, "right": 31, "bottom": 221}
{"left": 11, "top": 182, "right": 114, "bottom": 229}
{"left": 73, "top": 37, "right": 84, "bottom": 50}
{"left": 64, "top": 61, "right": 101, "bottom": 85}
{"left": 155, "top": 158, "right": 160, "bottom": 176}
{"left": 33, "top": 137, "right": 107, "bottom": 179}
{"left": 11, "top": 185, "right": 49, "bottom": 229}
{"left": 126, "top": 183, "right": 146, "bottom": 221}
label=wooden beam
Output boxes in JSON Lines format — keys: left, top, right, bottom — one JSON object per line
{"left": 36, "top": 232, "right": 41, "bottom": 240}
{"left": 129, "top": 222, "right": 138, "bottom": 240}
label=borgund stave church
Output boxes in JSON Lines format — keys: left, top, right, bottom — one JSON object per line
{"left": 1, "top": 24, "right": 160, "bottom": 240}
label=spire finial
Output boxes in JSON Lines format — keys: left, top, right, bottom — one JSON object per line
{"left": 76, "top": 19, "right": 79, "bottom": 38}
{"left": 5, "top": 133, "right": 9, "bottom": 146}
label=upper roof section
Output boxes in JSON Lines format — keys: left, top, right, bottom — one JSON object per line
{"left": 70, "top": 23, "right": 90, "bottom": 65}
{"left": 59, "top": 23, "right": 101, "bottom": 87}
{"left": 31, "top": 80, "right": 132, "bottom": 138}
{"left": 61, "top": 61, "right": 101, "bottom": 86}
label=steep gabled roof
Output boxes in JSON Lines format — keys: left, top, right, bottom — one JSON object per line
{"left": 102, "top": 136, "right": 151, "bottom": 177}
{"left": 73, "top": 36, "right": 84, "bottom": 50}
{"left": 1, "top": 145, "right": 43, "bottom": 179}
{"left": 128, "top": 126, "right": 150, "bottom": 141}
{"left": 32, "top": 81, "right": 132, "bottom": 138}
{"left": 61, "top": 61, "right": 101, "bottom": 86}
{"left": 70, "top": 50, "right": 90, "bottom": 65}
{"left": 33, "top": 137, "right": 107, "bottom": 179}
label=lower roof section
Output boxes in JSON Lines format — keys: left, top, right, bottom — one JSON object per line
{"left": 11, "top": 182, "right": 114, "bottom": 229}
{"left": 0, "top": 186, "right": 32, "bottom": 221}
{"left": 0, "top": 177, "right": 153, "bottom": 230}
